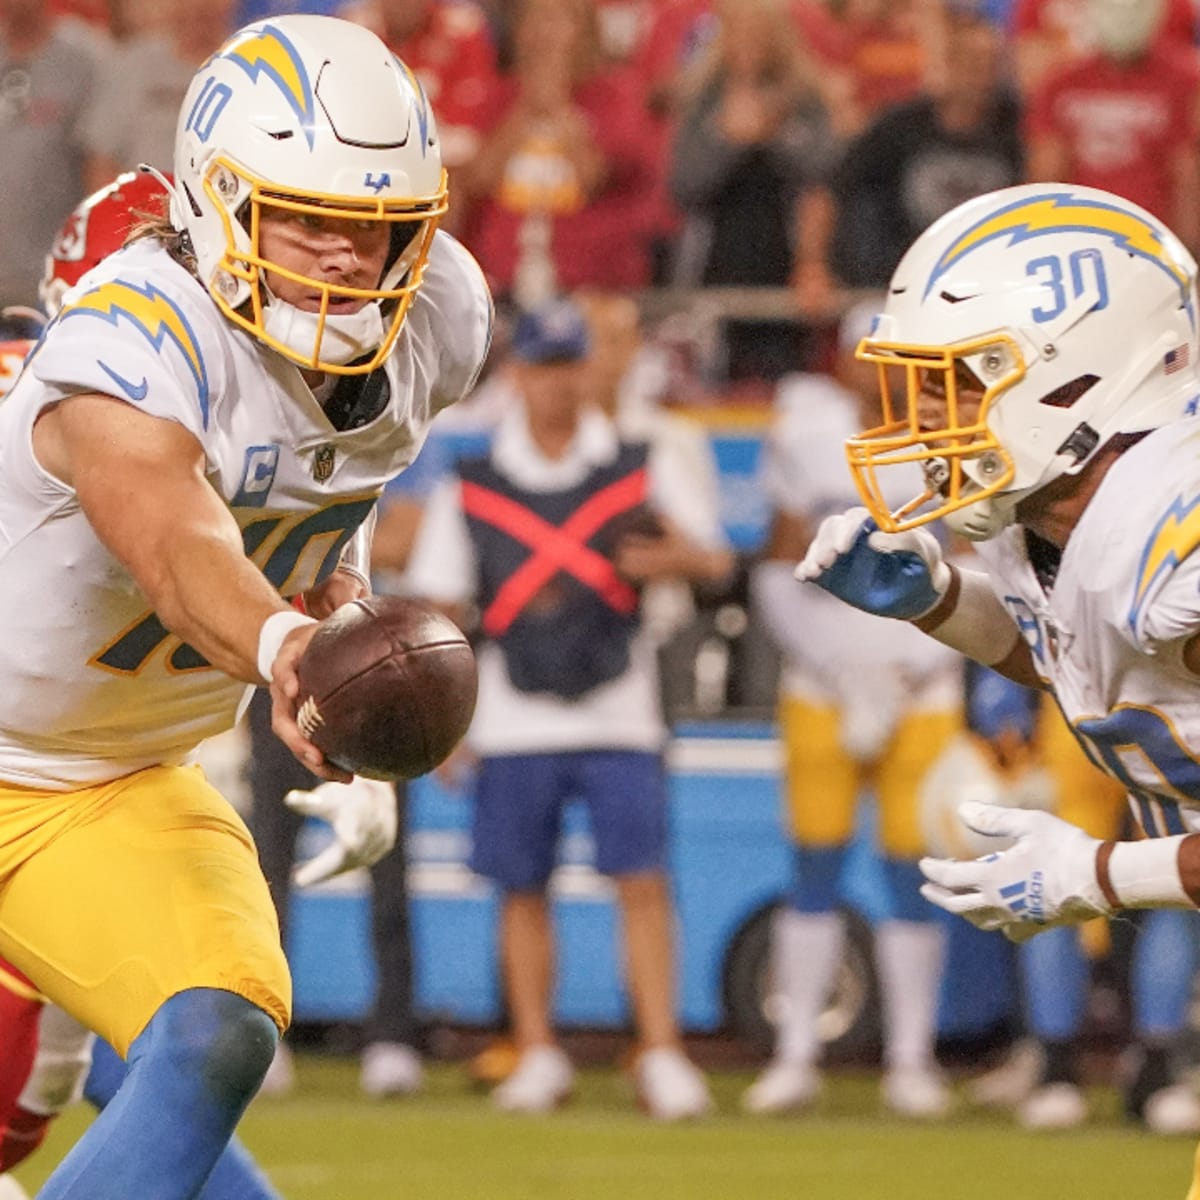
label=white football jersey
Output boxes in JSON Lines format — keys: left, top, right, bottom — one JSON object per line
{"left": 975, "top": 419, "right": 1200, "bottom": 838}
{"left": 0, "top": 231, "right": 491, "bottom": 787}
{"left": 763, "top": 373, "right": 960, "bottom": 704}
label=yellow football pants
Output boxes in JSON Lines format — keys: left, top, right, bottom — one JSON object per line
{"left": 780, "top": 696, "right": 960, "bottom": 858}
{"left": 0, "top": 763, "right": 290, "bottom": 1056}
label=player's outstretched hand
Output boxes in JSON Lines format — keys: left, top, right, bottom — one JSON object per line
{"left": 795, "top": 506, "right": 952, "bottom": 620}
{"left": 918, "top": 800, "right": 1111, "bottom": 943}
{"left": 284, "top": 776, "right": 399, "bottom": 887}
{"left": 267, "top": 619, "right": 352, "bottom": 784}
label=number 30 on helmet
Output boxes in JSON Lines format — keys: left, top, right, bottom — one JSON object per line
{"left": 171, "top": 15, "right": 448, "bottom": 375}
{"left": 846, "top": 184, "right": 1200, "bottom": 541}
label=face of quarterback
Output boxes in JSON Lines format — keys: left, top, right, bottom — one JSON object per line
{"left": 256, "top": 206, "right": 393, "bottom": 315}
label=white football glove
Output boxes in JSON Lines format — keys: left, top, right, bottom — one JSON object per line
{"left": 285, "top": 776, "right": 398, "bottom": 887}
{"left": 795, "top": 507, "right": 952, "bottom": 621}
{"left": 919, "top": 799, "right": 1110, "bottom": 943}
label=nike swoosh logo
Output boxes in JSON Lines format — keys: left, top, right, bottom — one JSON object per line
{"left": 97, "top": 360, "right": 149, "bottom": 402}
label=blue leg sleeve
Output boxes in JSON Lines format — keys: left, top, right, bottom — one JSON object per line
{"left": 880, "top": 858, "right": 938, "bottom": 924}
{"left": 1020, "top": 925, "right": 1087, "bottom": 1041}
{"left": 786, "top": 845, "right": 844, "bottom": 913}
{"left": 83, "top": 1037, "right": 283, "bottom": 1200}
{"left": 1131, "top": 909, "right": 1199, "bottom": 1038}
{"left": 39, "top": 988, "right": 277, "bottom": 1200}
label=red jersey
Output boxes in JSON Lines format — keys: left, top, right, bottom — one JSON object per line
{"left": 470, "top": 66, "right": 656, "bottom": 294}
{"left": 1026, "top": 42, "right": 1200, "bottom": 221}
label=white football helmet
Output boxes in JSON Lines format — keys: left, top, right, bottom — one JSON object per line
{"left": 172, "top": 15, "right": 447, "bottom": 374}
{"left": 846, "top": 184, "right": 1200, "bottom": 540}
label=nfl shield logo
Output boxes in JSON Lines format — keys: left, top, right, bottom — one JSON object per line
{"left": 313, "top": 444, "right": 335, "bottom": 482}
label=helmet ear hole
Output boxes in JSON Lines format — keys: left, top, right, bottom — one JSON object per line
{"left": 182, "top": 181, "right": 203, "bottom": 220}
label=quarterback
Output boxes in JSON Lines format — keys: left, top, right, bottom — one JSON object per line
{"left": 0, "top": 13, "right": 490, "bottom": 1200}
{"left": 797, "top": 182, "right": 1200, "bottom": 1192}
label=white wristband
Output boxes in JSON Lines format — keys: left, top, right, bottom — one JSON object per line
{"left": 257, "top": 610, "right": 318, "bottom": 684}
{"left": 1104, "top": 836, "right": 1193, "bottom": 909}
{"left": 924, "top": 567, "right": 1020, "bottom": 666}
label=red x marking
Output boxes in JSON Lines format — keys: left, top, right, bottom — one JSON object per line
{"left": 461, "top": 469, "right": 649, "bottom": 636}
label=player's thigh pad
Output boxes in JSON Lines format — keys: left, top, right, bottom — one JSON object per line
{"left": 1037, "top": 698, "right": 1126, "bottom": 838}
{"left": 574, "top": 750, "right": 667, "bottom": 877}
{"left": 0, "top": 764, "right": 290, "bottom": 1056}
{"left": 875, "top": 708, "right": 962, "bottom": 859}
{"left": 780, "top": 696, "right": 859, "bottom": 847}
{"left": 470, "top": 754, "right": 571, "bottom": 891}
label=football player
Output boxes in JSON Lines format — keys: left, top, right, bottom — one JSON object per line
{"left": 0, "top": 13, "right": 490, "bottom": 1200}
{"left": 797, "top": 182, "right": 1200, "bottom": 1195}
{"left": 0, "top": 166, "right": 332, "bottom": 1200}
{"left": 745, "top": 303, "right": 963, "bottom": 1118}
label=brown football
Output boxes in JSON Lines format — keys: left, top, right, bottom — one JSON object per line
{"left": 295, "top": 596, "right": 477, "bottom": 780}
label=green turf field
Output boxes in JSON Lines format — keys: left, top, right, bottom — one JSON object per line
{"left": 14, "top": 1056, "right": 1196, "bottom": 1199}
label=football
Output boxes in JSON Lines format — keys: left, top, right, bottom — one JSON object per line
{"left": 295, "top": 596, "right": 477, "bottom": 780}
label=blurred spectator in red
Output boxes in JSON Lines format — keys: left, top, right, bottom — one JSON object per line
{"left": 1012, "top": 0, "right": 1194, "bottom": 95}
{"left": 343, "top": 0, "right": 499, "bottom": 234}
{"left": 820, "top": 7, "right": 1021, "bottom": 292}
{"left": 461, "top": 0, "right": 656, "bottom": 306}
{"left": 0, "top": 0, "right": 105, "bottom": 306}
{"left": 793, "top": 0, "right": 934, "bottom": 137}
{"left": 1025, "top": 0, "right": 1200, "bottom": 254}
{"left": 81, "top": 0, "right": 236, "bottom": 191}
{"left": 669, "top": 0, "right": 837, "bottom": 381}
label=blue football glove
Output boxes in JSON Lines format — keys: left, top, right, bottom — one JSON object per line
{"left": 795, "top": 506, "right": 951, "bottom": 621}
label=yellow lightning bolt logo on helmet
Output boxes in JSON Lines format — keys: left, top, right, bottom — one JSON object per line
{"left": 216, "top": 25, "right": 316, "bottom": 148}
{"left": 926, "top": 191, "right": 1194, "bottom": 321}
{"left": 60, "top": 280, "right": 211, "bottom": 427}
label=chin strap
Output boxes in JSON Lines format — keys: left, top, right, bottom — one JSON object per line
{"left": 260, "top": 293, "right": 386, "bottom": 367}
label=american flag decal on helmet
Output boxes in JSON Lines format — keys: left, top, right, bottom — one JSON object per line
{"left": 1166, "top": 344, "right": 1191, "bottom": 374}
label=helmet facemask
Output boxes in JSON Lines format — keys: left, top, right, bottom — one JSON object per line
{"left": 196, "top": 156, "right": 448, "bottom": 374}
{"left": 847, "top": 333, "right": 1025, "bottom": 536}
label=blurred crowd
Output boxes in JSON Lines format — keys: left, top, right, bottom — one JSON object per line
{"left": 4, "top": 0, "right": 1198, "bottom": 386}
